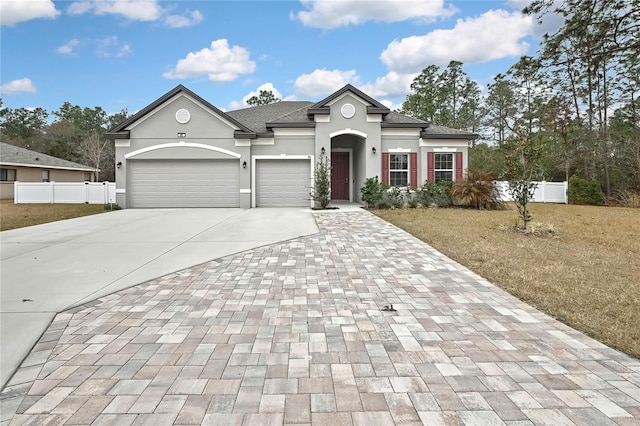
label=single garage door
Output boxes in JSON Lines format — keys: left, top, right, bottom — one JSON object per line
{"left": 256, "top": 159, "right": 311, "bottom": 207}
{"left": 129, "top": 159, "right": 239, "bottom": 208}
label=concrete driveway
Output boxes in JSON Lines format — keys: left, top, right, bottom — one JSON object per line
{"left": 0, "top": 208, "right": 319, "bottom": 389}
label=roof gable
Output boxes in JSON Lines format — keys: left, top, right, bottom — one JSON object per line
{"left": 106, "top": 85, "right": 254, "bottom": 139}
{"left": 310, "top": 84, "right": 389, "bottom": 111}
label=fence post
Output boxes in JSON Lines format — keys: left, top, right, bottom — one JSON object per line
{"left": 564, "top": 181, "right": 569, "bottom": 204}
{"left": 50, "top": 181, "right": 55, "bottom": 204}
{"left": 541, "top": 181, "right": 546, "bottom": 203}
{"left": 14, "top": 181, "right": 18, "bottom": 204}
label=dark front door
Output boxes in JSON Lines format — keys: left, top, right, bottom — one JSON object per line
{"left": 331, "top": 151, "right": 349, "bottom": 200}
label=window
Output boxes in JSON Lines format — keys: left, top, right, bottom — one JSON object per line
{"left": 389, "top": 154, "right": 408, "bottom": 186}
{"left": 434, "top": 153, "right": 453, "bottom": 182}
{"left": 84, "top": 172, "right": 92, "bottom": 182}
{"left": 1, "top": 168, "right": 16, "bottom": 182}
{"left": 42, "top": 170, "right": 50, "bottom": 182}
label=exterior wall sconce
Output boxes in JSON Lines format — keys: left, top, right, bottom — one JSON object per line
{"left": 117, "top": 161, "right": 122, "bottom": 168}
{"left": 242, "top": 161, "right": 247, "bottom": 169}
{"left": 177, "top": 132, "right": 186, "bottom": 138}
{"left": 372, "top": 147, "right": 377, "bottom": 154}
{"left": 321, "top": 147, "right": 326, "bottom": 155}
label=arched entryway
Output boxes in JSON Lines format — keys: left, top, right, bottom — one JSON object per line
{"left": 329, "top": 131, "right": 367, "bottom": 203}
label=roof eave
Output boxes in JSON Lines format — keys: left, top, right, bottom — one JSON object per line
{"left": 105, "top": 131, "right": 130, "bottom": 139}
{"left": 266, "top": 122, "right": 316, "bottom": 128}
{"left": 382, "top": 123, "right": 427, "bottom": 128}
{"left": 420, "top": 132, "right": 478, "bottom": 140}
{"left": 234, "top": 131, "right": 257, "bottom": 139}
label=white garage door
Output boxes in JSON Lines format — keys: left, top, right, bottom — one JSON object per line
{"left": 256, "top": 159, "right": 311, "bottom": 207}
{"left": 129, "top": 159, "right": 239, "bottom": 208}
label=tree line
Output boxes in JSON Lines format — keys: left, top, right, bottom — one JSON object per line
{"left": 0, "top": 100, "right": 129, "bottom": 182}
{"left": 401, "top": 0, "right": 639, "bottom": 198}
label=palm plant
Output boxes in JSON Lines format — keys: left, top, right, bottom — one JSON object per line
{"left": 450, "top": 169, "right": 503, "bottom": 209}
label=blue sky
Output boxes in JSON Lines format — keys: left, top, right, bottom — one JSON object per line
{"left": 1, "top": 0, "right": 556, "bottom": 118}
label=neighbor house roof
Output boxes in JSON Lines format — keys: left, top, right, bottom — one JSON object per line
{"left": 0, "top": 142, "right": 96, "bottom": 171}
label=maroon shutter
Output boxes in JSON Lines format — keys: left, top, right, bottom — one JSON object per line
{"left": 455, "top": 152, "right": 463, "bottom": 181}
{"left": 427, "top": 152, "right": 435, "bottom": 183}
{"left": 381, "top": 152, "right": 389, "bottom": 185}
{"left": 409, "top": 152, "right": 417, "bottom": 187}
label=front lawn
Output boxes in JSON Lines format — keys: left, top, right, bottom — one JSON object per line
{"left": 373, "top": 203, "right": 640, "bottom": 359}
{"left": 0, "top": 199, "right": 107, "bottom": 231}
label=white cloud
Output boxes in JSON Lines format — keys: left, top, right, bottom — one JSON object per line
{"left": 68, "top": 0, "right": 162, "bottom": 20}
{"left": 292, "top": 0, "right": 456, "bottom": 29}
{"left": 57, "top": 39, "right": 80, "bottom": 55}
{"left": 96, "top": 36, "right": 133, "bottom": 57}
{"left": 1, "top": 0, "right": 59, "bottom": 26}
{"left": 380, "top": 9, "right": 534, "bottom": 73}
{"left": 360, "top": 71, "right": 416, "bottom": 98}
{"left": 163, "top": 39, "right": 256, "bottom": 82}
{"left": 0, "top": 78, "right": 37, "bottom": 95}
{"left": 239, "top": 83, "right": 283, "bottom": 106}
{"left": 507, "top": 0, "right": 563, "bottom": 37}
{"left": 164, "top": 10, "right": 203, "bottom": 28}
{"left": 67, "top": 0, "right": 203, "bottom": 27}
{"left": 294, "top": 69, "right": 360, "bottom": 97}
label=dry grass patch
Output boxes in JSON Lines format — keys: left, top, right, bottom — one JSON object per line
{"left": 373, "top": 204, "right": 640, "bottom": 359}
{"left": 0, "top": 200, "right": 107, "bottom": 231}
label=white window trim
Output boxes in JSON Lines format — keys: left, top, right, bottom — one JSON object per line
{"left": 389, "top": 153, "right": 409, "bottom": 187}
{"left": 434, "top": 152, "right": 454, "bottom": 183}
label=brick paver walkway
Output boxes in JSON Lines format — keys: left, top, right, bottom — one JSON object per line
{"left": 2, "top": 211, "right": 639, "bottom": 425}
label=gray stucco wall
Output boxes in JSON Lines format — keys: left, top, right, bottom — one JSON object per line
{"left": 115, "top": 94, "right": 250, "bottom": 208}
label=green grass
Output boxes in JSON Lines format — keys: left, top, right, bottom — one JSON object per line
{"left": 0, "top": 200, "right": 108, "bottom": 231}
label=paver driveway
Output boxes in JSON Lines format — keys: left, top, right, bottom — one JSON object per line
{"left": 2, "top": 210, "right": 639, "bottom": 425}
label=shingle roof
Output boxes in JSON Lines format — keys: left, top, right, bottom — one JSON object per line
{"left": 422, "top": 124, "right": 477, "bottom": 137}
{"left": 0, "top": 142, "right": 96, "bottom": 171}
{"left": 226, "top": 102, "right": 313, "bottom": 134}
{"left": 105, "top": 84, "right": 476, "bottom": 140}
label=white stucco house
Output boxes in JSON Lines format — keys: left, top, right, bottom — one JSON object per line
{"left": 107, "top": 84, "right": 476, "bottom": 208}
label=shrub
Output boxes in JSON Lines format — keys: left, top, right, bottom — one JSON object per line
{"left": 616, "top": 190, "right": 640, "bottom": 208}
{"left": 451, "top": 169, "right": 504, "bottom": 210}
{"left": 416, "top": 181, "right": 453, "bottom": 207}
{"left": 382, "top": 186, "right": 404, "bottom": 208}
{"left": 360, "top": 176, "right": 385, "bottom": 207}
{"left": 406, "top": 187, "right": 419, "bottom": 208}
{"left": 568, "top": 175, "right": 604, "bottom": 205}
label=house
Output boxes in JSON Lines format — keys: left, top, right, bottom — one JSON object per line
{"left": 0, "top": 142, "right": 97, "bottom": 200}
{"left": 107, "top": 84, "right": 476, "bottom": 208}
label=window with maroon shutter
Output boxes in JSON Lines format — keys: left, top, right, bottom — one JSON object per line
{"left": 409, "top": 152, "right": 417, "bottom": 187}
{"left": 434, "top": 153, "right": 453, "bottom": 182}
{"left": 381, "top": 152, "right": 389, "bottom": 185}
{"left": 455, "top": 152, "right": 463, "bottom": 181}
{"left": 427, "top": 152, "right": 435, "bottom": 183}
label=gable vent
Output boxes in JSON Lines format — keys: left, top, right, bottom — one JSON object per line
{"left": 341, "top": 103, "right": 356, "bottom": 119}
{"left": 176, "top": 108, "right": 191, "bottom": 124}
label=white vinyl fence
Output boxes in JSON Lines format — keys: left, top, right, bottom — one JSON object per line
{"left": 496, "top": 181, "right": 568, "bottom": 204}
{"left": 14, "top": 181, "right": 116, "bottom": 204}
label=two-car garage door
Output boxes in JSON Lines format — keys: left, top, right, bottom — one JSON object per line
{"left": 129, "top": 159, "right": 239, "bottom": 208}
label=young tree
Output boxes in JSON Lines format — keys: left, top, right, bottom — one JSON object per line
{"left": 247, "top": 90, "right": 281, "bottom": 106}
{"left": 311, "top": 155, "right": 331, "bottom": 208}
